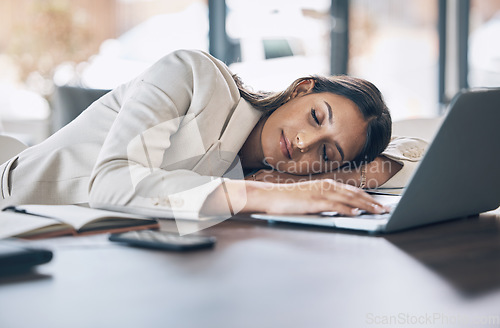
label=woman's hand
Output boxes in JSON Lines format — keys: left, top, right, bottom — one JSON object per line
{"left": 242, "top": 179, "right": 387, "bottom": 216}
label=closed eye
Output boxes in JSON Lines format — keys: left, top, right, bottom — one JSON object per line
{"left": 322, "top": 145, "right": 329, "bottom": 162}
{"left": 311, "top": 108, "right": 320, "bottom": 125}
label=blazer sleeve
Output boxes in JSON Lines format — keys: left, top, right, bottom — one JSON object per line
{"left": 88, "top": 50, "right": 237, "bottom": 219}
{"left": 378, "top": 136, "right": 429, "bottom": 188}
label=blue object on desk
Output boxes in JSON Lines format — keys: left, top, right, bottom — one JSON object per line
{"left": 0, "top": 239, "right": 53, "bottom": 274}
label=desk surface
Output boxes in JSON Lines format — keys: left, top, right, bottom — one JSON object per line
{"left": 1, "top": 210, "right": 500, "bottom": 328}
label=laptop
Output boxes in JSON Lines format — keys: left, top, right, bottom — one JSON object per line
{"left": 251, "top": 88, "right": 500, "bottom": 233}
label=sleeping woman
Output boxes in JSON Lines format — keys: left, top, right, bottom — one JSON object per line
{"left": 0, "top": 50, "right": 426, "bottom": 218}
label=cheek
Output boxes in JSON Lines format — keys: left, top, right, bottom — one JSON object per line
{"left": 260, "top": 120, "right": 277, "bottom": 157}
{"left": 261, "top": 136, "right": 277, "bottom": 164}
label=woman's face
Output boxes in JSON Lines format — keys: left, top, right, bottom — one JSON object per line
{"left": 260, "top": 85, "right": 368, "bottom": 175}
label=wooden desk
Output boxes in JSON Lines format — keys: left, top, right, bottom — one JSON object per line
{"left": 1, "top": 210, "right": 500, "bottom": 328}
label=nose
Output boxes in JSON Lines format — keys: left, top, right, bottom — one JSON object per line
{"left": 295, "top": 132, "right": 322, "bottom": 153}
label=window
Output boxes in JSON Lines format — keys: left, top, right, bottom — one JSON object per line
{"left": 226, "top": 0, "right": 331, "bottom": 91}
{"left": 0, "top": 0, "right": 208, "bottom": 142}
{"left": 348, "top": 0, "right": 439, "bottom": 120}
{"left": 469, "top": 0, "right": 500, "bottom": 87}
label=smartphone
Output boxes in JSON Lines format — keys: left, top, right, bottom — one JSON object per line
{"left": 109, "top": 230, "right": 216, "bottom": 251}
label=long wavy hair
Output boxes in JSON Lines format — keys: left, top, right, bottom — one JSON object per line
{"left": 232, "top": 74, "right": 392, "bottom": 165}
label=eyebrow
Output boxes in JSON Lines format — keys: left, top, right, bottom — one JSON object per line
{"left": 324, "top": 101, "right": 344, "bottom": 161}
{"left": 324, "top": 101, "right": 333, "bottom": 124}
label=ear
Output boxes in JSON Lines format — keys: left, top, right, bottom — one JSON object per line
{"left": 290, "top": 79, "right": 315, "bottom": 99}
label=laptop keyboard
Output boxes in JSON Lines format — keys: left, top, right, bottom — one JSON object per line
{"left": 320, "top": 203, "right": 397, "bottom": 220}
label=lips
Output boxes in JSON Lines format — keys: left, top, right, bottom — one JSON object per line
{"left": 280, "top": 131, "right": 292, "bottom": 160}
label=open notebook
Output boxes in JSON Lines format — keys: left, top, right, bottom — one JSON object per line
{"left": 0, "top": 205, "right": 158, "bottom": 239}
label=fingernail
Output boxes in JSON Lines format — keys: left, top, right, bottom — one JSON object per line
{"left": 351, "top": 208, "right": 361, "bottom": 215}
{"left": 373, "top": 205, "right": 385, "bottom": 213}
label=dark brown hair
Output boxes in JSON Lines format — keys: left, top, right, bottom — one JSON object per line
{"left": 233, "top": 74, "right": 392, "bottom": 165}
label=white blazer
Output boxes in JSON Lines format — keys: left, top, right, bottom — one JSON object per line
{"left": 0, "top": 50, "right": 426, "bottom": 217}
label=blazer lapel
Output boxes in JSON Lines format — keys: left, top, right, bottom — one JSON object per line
{"left": 191, "top": 98, "right": 262, "bottom": 177}
{"left": 218, "top": 98, "right": 262, "bottom": 161}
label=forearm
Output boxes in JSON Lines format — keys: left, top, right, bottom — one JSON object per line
{"left": 201, "top": 178, "right": 388, "bottom": 216}
{"left": 249, "top": 156, "right": 403, "bottom": 188}
{"left": 326, "top": 156, "right": 402, "bottom": 188}
{"left": 288, "top": 156, "right": 402, "bottom": 188}
{"left": 369, "top": 156, "right": 403, "bottom": 188}
{"left": 201, "top": 179, "right": 267, "bottom": 215}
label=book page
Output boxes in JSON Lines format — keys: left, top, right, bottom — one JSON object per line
{"left": 0, "top": 211, "right": 67, "bottom": 239}
{"left": 14, "top": 205, "right": 155, "bottom": 231}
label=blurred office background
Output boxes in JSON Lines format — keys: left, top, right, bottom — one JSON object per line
{"left": 0, "top": 0, "right": 498, "bottom": 145}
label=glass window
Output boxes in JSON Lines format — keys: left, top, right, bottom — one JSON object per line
{"left": 469, "top": 0, "right": 500, "bottom": 87}
{"left": 348, "top": 0, "right": 439, "bottom": 120}
{"left": 0, "top": 0, "right": 207, "bottom": 142}
{"left": 226, "top": 0, "right": 331, "bottom": 92}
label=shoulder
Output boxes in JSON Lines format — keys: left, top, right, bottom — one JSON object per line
{"left": 142, "top": 49, "right": 239, "bottom": 100}
{"left": 157, "top": 49, "right": 217, "bottom": 68}
{"left": 167, "top": 49, "right": 223, "bottom": 65}
{"left": 154, "top": 49, "right": 233, "bottom": 81}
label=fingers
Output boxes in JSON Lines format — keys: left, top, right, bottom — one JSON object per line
{"left": 252, "top": 178, "right": 388, "bottom": 216}
{"left": 314, "top": 202, "right": 364, "bottom": 216}
{"left": 335, "top": 184, "right": 386, "bottom": 214}
{"left": 311, "top": 180, "right": 387, "bottom": 215}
